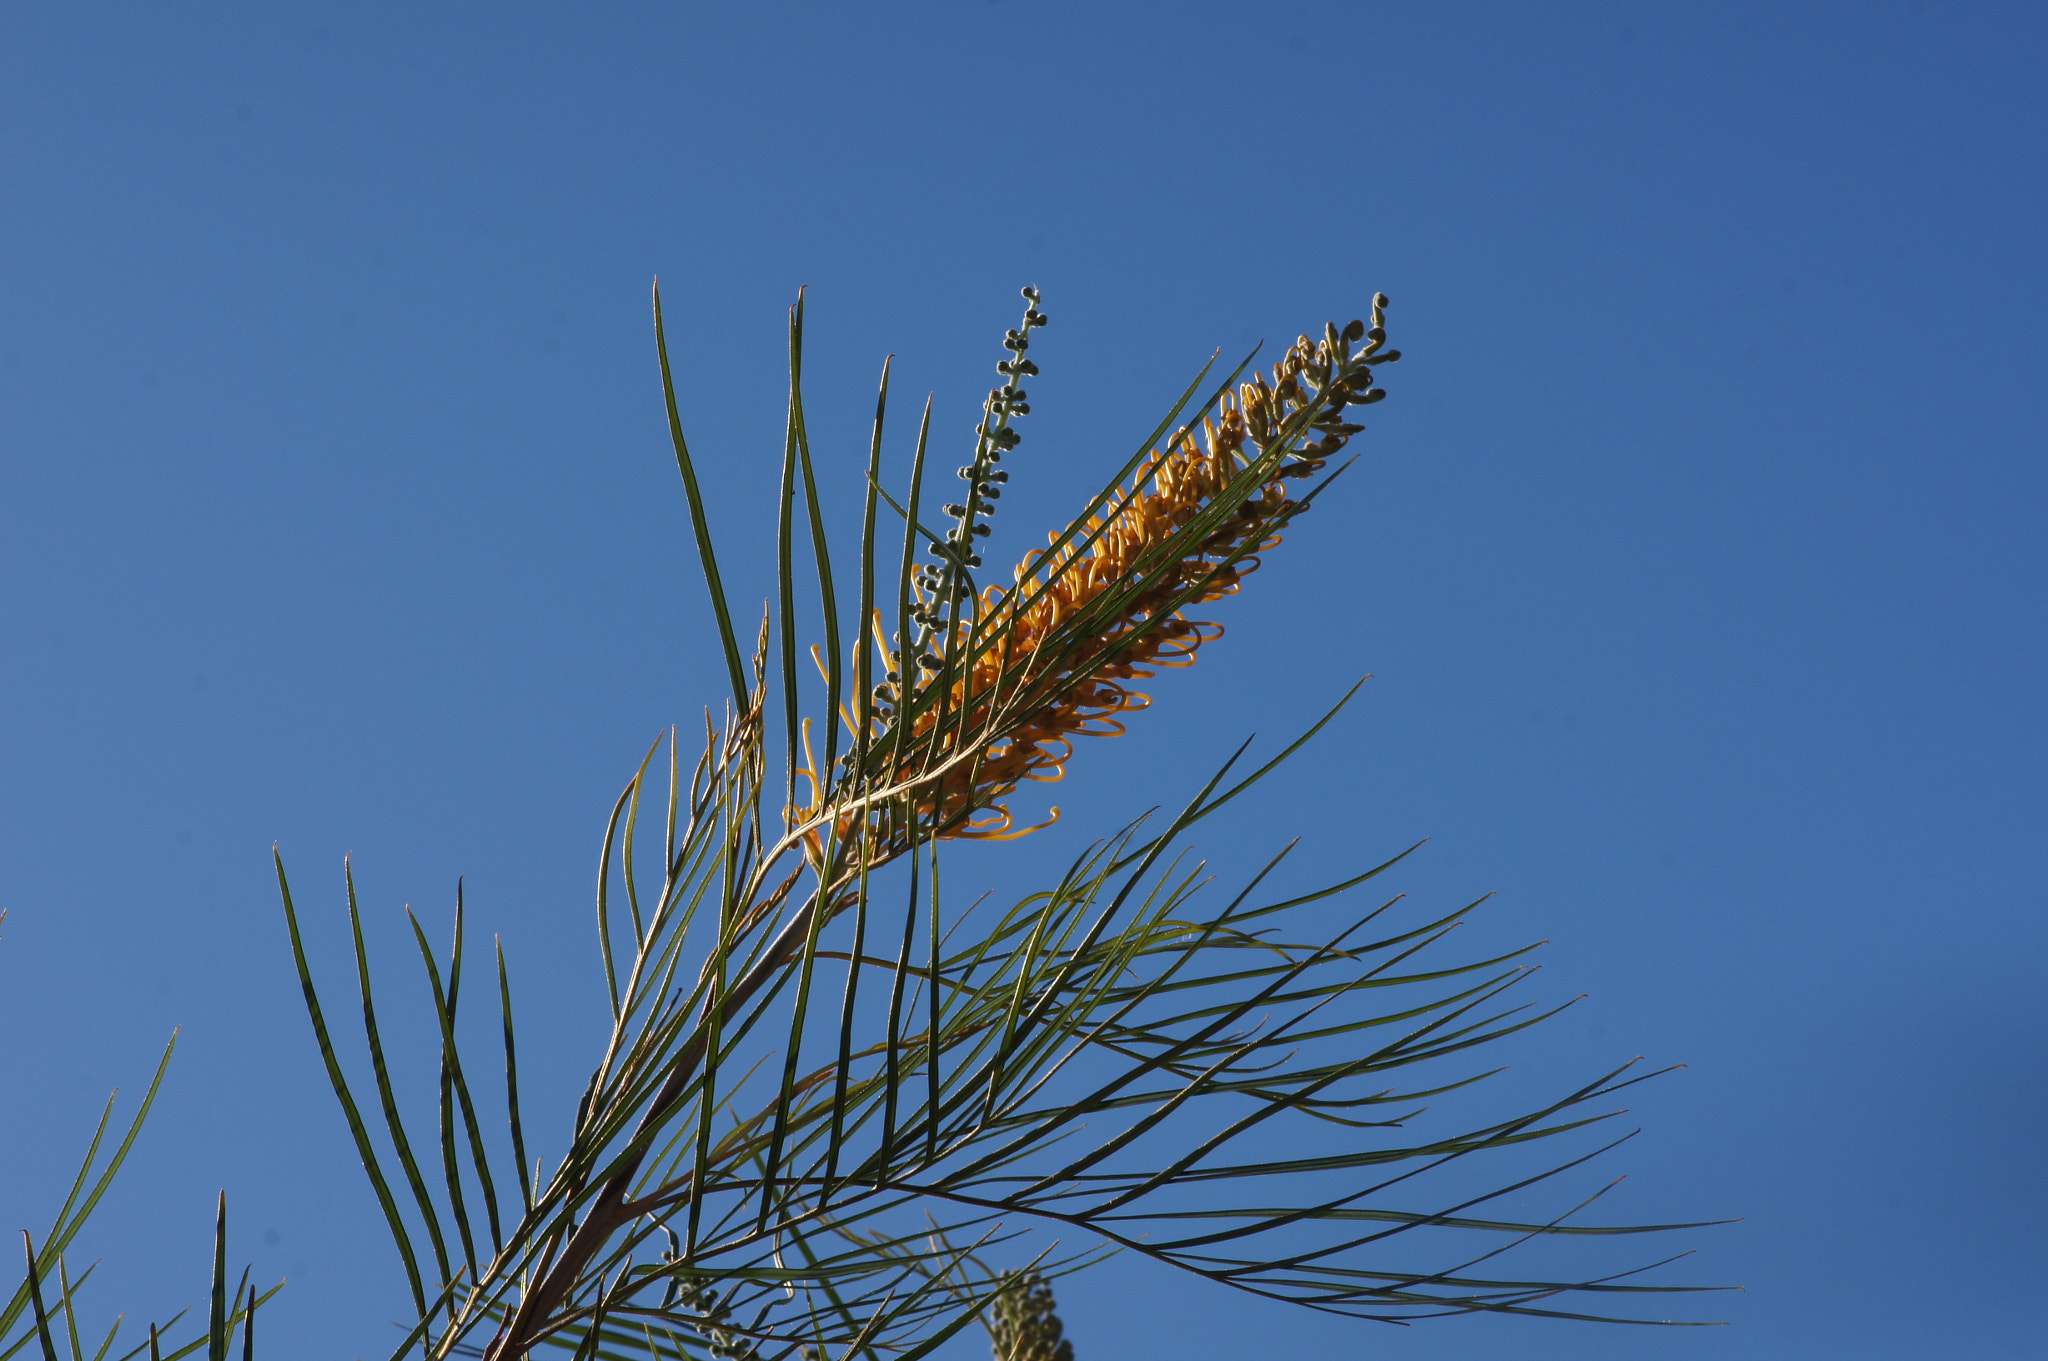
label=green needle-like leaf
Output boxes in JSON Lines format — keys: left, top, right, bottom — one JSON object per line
{"left": 275, "top": 853, "right": 428, "bottom": 1321}
{"left": 499, "top": 939, "right": 533, "bottom": 1212}
{"left": 204, "top": 1196, "right": 224, "bottom": 1361}
{"left": 19, "top": 1236, "right": 58, "bottom": 1361}
{"left": 653, "top": 279, "right": 748, "bottom": 711}
{"left": 345, "top": 863, "right": 454, "bottom": 1294}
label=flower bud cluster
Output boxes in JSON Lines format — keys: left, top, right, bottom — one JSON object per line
{"left": 875, "top": 286, "right": 1049, "bottom": 712}
{"left": 987, "top": 1271, "right": 1074, "bottom": 1361}
{"left": 1238, "top": 292, "right": 1397, "bottom": 476}
{"left": 675, "top": 1284, "right": 765, "bottom": 1361}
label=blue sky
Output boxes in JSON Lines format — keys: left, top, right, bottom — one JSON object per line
{"left": 2, "top": 3, "right": 2043, "bottom": 1357}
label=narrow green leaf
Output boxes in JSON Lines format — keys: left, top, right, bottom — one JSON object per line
{"left": 777, "top": 291, "right": 806, "bottom": 831}
{"left": 665, "top": 728, "right": 681, "bottom": 888}
{"left": 925, "top": 836, "right": 942, "bottom": 1160}
{"left": 85, "top": 1306, "right": 123, "bottom": 1361}
{"left": 20, "top": 1235, "right": 58, "bottom": 1361}
{"left": 853, "top": 356, "right": 892, "bottom": 756}
{"left": 274, "top": 853, "right": 427, "bottom": 1320}
{"left": 755, "top": 867, "right": 838, "bottom": 1227}
{"left": 443, "top": 888, "right": 506, "bottom": 1257}
{"left": 887, "top": 397, "right": 934, "bottom": 772}
{"left": 1118, "top": 674, "right": 1374, "bottom": 871}
{"left": 652, "top": 278, "right": 748, "bottom": 709}
{"left": 403, "top": 909, "right": 478, "bottom": 1283}
{"left": 344, "top": 862, "right": 454, "bottom": 1291}
{"left": 0, "top": 1031, "right": 175, "bottom": 1345}
{"left": 498, "top": 939, "right": 532, "bottom": 1212}
{"left": 789, "top": 292, "right": 846, "bottom": 786}
{"left": 374, "top": 1273, "right": 469, "bottom": 1361}
{"left": 597, "top": 737, "right": 662, "bottom": 1022}
{"left": 205, "top": 1194, "right": 225, "bottom": 1361}
{"left": 878, "top": 828, "right": 922, "bottom": 1161}
{"left": 55, "top": 1259, "right": 81, "bottom": 1361}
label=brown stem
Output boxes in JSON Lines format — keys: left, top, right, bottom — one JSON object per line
{"left": 482, "top": 833, "right": 882, "bottom": 1360}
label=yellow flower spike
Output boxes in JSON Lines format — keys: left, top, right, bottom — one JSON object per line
{"left": 798, "top": 309, "right": 1394, "bottom": 858}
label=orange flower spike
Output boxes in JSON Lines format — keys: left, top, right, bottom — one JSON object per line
{"left": 836, "top": 299, "right": 1397, "bottom": 847}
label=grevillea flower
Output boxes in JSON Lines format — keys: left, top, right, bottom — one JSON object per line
{"left": 793, "top": 295, "right": 1398, "bottom": 869}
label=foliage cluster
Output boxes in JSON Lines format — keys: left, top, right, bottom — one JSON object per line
{"left": 5, "top": 288, "right": 1716, "bottom": 1361}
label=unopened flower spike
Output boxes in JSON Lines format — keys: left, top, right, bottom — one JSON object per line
{"left": 897, "top": 286, "right": 1051, "bottom": 697}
